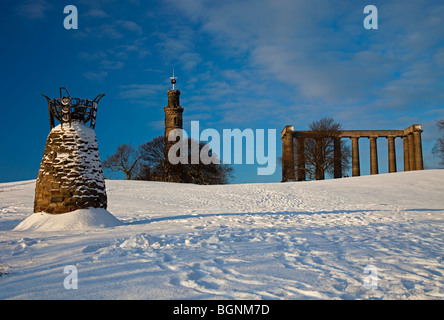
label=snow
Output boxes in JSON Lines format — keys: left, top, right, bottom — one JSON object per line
{"left": 52, "top": 122, "right": 97, "bottom": 142}
{"left": 51, "top": 122, "right": 106, "bottom": 187}
{"left": 13, "top": 209, "right": 122, "bottom": 231}
{"left": 0, "top": 170, "right": 443, "bottom": 299}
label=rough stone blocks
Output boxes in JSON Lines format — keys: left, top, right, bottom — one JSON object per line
{"left": 34, "top": 122, "right": 107, "bottom": 214}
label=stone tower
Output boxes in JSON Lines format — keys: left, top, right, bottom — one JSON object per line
{"left": 164, "top": 72, "right": 184, "bottom": 157}
{"left": 34, "top": 88, "right": 107, "bottom": 214}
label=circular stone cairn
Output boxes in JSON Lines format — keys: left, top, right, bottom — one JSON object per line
{"left": 34, "top": 122, "right": 107, "bottom": 214}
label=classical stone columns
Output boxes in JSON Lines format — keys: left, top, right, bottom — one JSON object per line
{"left": 281, "top": 126, "right": 295, "bottom": 182}
{"left": 402, "top": 136, "right": 410, "bottom": 171}
{"left": 413, "top": 130, "right": 424, "bottom": 170}
{"left": 351, "top": 137, "right": 360, "bottom": 177}
{"left": 281, "top": 124, "right": 424, "bottom": 182}
{"left": 408, "top": 133, "right": 416, "bottom": 171}
{"left": 387, "top": 136, "right": 397, "bottom": 173}
{"left": 297, "top": 136, "right": 306, "bottom": 181}
{"left": 403, "top": 125, "right": 423, "bottom": 171}
{"left": 315, "top": 138, "right": 324, "bottom": 180}
{"left": 334, "top": 137, "right": 342, "bottom": 179}
{"left": 369, "top": 136, "right": 379, "bottom": 175}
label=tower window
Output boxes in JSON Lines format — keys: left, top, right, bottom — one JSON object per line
{"left": 173, "top": 117, "right": 182, "bottom": 127}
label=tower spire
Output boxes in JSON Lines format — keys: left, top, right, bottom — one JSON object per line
{"left": 164, "top": 71, "right": 184, "bottom": 181}
{"left": 170, "top": 68, "right": 178, "bottom": 90}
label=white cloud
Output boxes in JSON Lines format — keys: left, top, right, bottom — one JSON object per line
{"left": 84, "top": 70, "right": 108, "bottom": 81}
{"left": 119, "top": 84, "right": 164, "bottom": 99}
{"left": 83, "top": 8, "right": 109, "bottom": 18}
{"left": 15, "top": 0, "right": 52, "bottom": 19}
{"left": 167, "top": 0, "right": 444, "bottom": 125}
{"left": 78, "top": 36, "right": 151, "bottom": 81}
{"left": 100, "top": 60, "right": 124, "bottom": 70}
{"left": 116, "top": 20, "right": 143, "bottom": 35}
{"left": 74, "top": 20, "right": 143, "bottom": 40}
{"left": 76, "top": 0, "right": 444, "bottom": 131}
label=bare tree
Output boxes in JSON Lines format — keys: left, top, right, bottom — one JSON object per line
{"left": 432, "top": 119, "right": 444, "bottom": 166}
{"left": 104, "top": 136, "right": 233, "bottom": 184}
{"left": 303, "top": 117, "right": 351, "bottom": 180}
{"left": 181, "top": 139, "right": 233, "bottom": 185}
{"left": 138, "top": 136, "right": 233, "bottom": 184}
{"left": 103, "top": 144, "right": 143, "bottom": 180}
{"left": 138, "top": 136, "right": 168, "bottom": 180}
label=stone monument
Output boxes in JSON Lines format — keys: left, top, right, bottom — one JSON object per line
{"left": 34, "top": 88, "right": 107, "bottom": 214}
{"left": 164, "top": 70, "right": 184, "bottom": 156}
{"left": 281, "top": 124, "right": 424, "bottom": 182}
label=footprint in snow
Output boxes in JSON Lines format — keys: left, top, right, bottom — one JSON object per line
{"left": 12, "top": 238, "right": 39, "bottom": 255}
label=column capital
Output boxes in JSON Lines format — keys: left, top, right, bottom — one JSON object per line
{"left": 403, "top": 124, "right": 423, "bottom": 135}
{"left": 413, "top": 124, "right": 423, "bottom": 133}
{"left": 413, "top": 130, "right": 423, "bottom": 136}
{"left": 281, "top": 125, "right": 294, "bottom": 140}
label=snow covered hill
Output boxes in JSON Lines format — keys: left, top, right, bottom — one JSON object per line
{"left": 1, "top": 170, "right": 443, "bottom": 299}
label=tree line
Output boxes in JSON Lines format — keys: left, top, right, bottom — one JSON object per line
{"left": 103, "top": 136, "right": 233, "bottom": 185}
{"left": 102, "top": 117, "right": 444, "bottom": 184}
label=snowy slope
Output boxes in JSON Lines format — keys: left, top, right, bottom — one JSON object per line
{"left": 0, "top": 170, "right": 443, "bottom": 299}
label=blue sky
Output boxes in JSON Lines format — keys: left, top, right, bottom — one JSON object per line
{"left": 1, "top": 0, "right": 443, "bottom": 184}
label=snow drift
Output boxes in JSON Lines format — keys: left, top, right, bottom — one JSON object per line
{"left": 13, "top": 208, "right": 122, "bottom": 231}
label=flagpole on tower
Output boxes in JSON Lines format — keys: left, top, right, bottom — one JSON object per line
{"left": 170, "top": 68, "right": 178, "bottom": 90}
